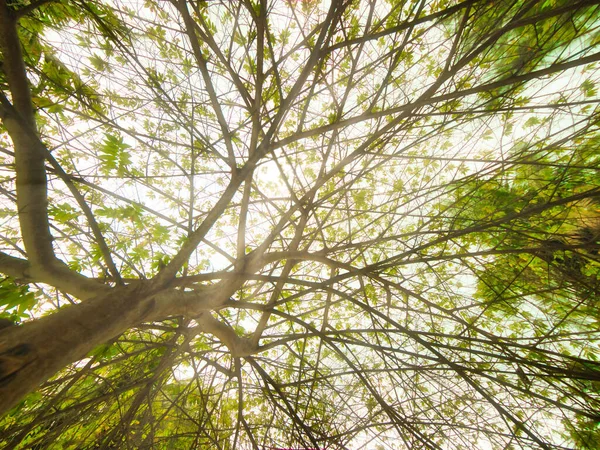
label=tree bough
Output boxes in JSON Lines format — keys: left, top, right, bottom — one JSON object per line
{"left": 1, "top": 0, "right": 600, "bottom": 448}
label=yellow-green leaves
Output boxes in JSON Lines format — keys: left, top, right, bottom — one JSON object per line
{"left": 0, "top": 277, "right": 36, "bottom": 321}
{"left": 97, "top": 133, "right": 132, "bottom": 176}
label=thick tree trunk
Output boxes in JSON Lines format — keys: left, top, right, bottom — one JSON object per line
{"left": 0, "top": 284, "right": 156, "bottom": 415}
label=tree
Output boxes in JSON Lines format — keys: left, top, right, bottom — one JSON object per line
{"left": 1, "top": 0, "right": 600, "bottom": 447}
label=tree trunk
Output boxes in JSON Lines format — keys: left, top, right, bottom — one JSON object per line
{"left": 0, "top": 284, "right": 156, "bottom": 415}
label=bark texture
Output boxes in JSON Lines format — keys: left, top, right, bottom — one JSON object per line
{"left": 0, "top": 285, "right": 156, "bottom": 414}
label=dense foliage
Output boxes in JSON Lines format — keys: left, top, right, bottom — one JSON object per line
{"left": 1, "top": 0, "right": 600, "bottom": 448}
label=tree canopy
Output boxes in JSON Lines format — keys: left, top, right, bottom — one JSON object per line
{"left": 1, "top": 0, "right": 600, "bottom": 448}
